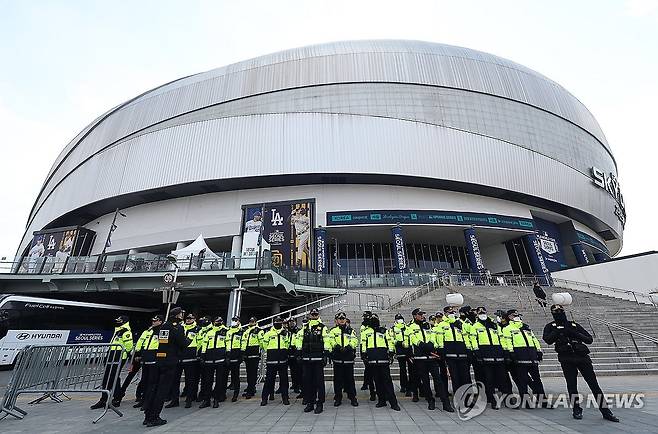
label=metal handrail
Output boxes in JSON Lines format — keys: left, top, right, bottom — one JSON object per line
{"left": 583, "top": 314, "right": 658, "bottom": 345}
{"left": 552, "top": 277, "right": 657, "bottom": 307}
{"left": 254, "top": 295, "right": 344, "bottom": 328}
{"left": 390, "top": 280, "right": 441, "bottom": 310}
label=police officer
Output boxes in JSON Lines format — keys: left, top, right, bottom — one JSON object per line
{"left": 90, "top": 315, "right": 134, "bottom": 409}
{"left": 242, "top": 317, "right": 263, "bottom": 399}
{"left": 260, "top": 316, "right": 291, "bottom": 406}
{"left": 543, "top": 304, "right": 619, "bottom": 422}
{"left": 125, "top": 316, "right": 162, "bottom": 409}
{"left": 501, "top": 309, "right": 546, "bottom": 407}
{"left": 226, "top": 316, "right": 243, "bottom": 402}
{"left": 390, "top": 313, "right": 410, "bottom": 395}
{"left": 143, "top": 307, "right": 189, "bottom": 427}
{"left": 436, "top": 306, "right": 471, "bottom": 393}
{"left": 406, "top": 308, "right": 453, "bottom": 411}
{"left": 459, "top": 306, "right": 479, "bottom": 381}
{"left": 359, "top": 311, "right": 376, "bottom": 399}
{"left": 328, "top": 312, "right": 358, "bottom": 407}
{"left": 300, "top": 308, "right": 330, "bottom": 414}
{"left": 361, "top": 313, "right": 400, "bottom": 411}
{"left": 287, "top": 318, "right": 302, "bottom": 394}
{"left": 177, "top": 314, "right": 201, "bottom": 408}
{"left": 294, "top": 317, "right": 308, "bottom": 400}
{"left": 472, "top": 307, "right": 509, "bottom": 408}
{"left": 431, "top": 311, "right": 450, "bottom": 399}
{"left": 199, "top": 316, "right": 228, "bottom": 409}
{"left": 128, "top": 315, "right": 164, "bottom": 408}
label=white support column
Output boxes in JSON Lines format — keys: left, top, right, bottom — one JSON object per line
{"left": 231, "top": 235, "right": 243, "bottom": 269}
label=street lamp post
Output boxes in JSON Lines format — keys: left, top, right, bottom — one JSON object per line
{"left": 96, "top": 208, "right": 126, "bottom": 272}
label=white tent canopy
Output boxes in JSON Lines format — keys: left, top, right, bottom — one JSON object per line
{"left": 169, "top": 234, "right": 220, "bottom": 268}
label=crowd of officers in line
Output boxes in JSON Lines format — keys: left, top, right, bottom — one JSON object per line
{"left": 92, "top": 301, "right": 619, "bottom": 428}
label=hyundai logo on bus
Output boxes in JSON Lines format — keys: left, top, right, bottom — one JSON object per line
{"left": 15, "top": 332, "right": 63, "bottom": 340}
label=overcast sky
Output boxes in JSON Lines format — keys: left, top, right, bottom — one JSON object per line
{"left": 0, "top": 0, "right": 656, "bottom": 258}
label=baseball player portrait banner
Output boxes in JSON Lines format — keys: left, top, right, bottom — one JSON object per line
{"left": 242, "top": 199, "right": 314, "bottom": 270}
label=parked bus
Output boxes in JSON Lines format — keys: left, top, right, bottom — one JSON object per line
{"left": 0, "top": 294, "right": 156, "bottom": 368}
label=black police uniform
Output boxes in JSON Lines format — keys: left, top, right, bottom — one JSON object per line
{"left": 287, "top": 322, "right": 302, "bottom": 393}
{"left": 543, "top": 312, "right": 618, "bottom": 421}
{"left": 143, "top": 316, "right": 189, "bottom": 426}
{"left": 300, "top": 318, "right": 328, "bottom": 413}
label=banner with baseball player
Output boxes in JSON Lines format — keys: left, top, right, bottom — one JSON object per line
{"left": 241, "top": 200, "right": 314, "bottom": 270}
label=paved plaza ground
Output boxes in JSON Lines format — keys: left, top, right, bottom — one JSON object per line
{"left": 1, "top": 371, "right": 657, "bottom": 433}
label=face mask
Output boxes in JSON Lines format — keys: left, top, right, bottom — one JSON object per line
{"left": 230, "top": 321, "right": 238, "bottom": 327}
{"left": 478, "top": 314, "right": 488, "bottom": 321}
{"left": 512, "top": 317, "right": 523, "bottom": 323}
{"left": 447, "top": 313, "right": 456, "bottom": 320}
{"left": 274, "top": 323, "right": 282, "bottom": 329}
{"left": 397, "top": 319, "right": 404, "bottom": 324}
{"left": 495, "top": 316, "right": 502, "bottom": 323}
{"left": 552, "top": 310, "right": 568, "bottom": 323}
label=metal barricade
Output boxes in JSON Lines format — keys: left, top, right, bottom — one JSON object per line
{"left": 0, "top": 343, "right": 127, "bottom": 424}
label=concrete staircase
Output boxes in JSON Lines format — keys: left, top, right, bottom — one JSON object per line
{"left": 371, "top": 284, "right": 658, "bottom": 377}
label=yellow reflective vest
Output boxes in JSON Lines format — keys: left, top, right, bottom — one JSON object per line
{"left": 111, "top": 323, "right": 134, "bottom": 360}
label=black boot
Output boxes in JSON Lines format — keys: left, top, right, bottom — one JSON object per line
{"left": 376, "top": 401, "right": 387, "bottom": 408}
{"left": 304, "top": 403, "right": 315, "bottom": 413}
{"left": 231, "top": 393, "right": 238, "bottom": 402}
{"left": 369, "top": 392, "right": 377, "bottom": 402}
{"left": 443, "top": 400, "right": 455, "bottom": 412}
{"left": 314, "top": 403, "right": 323, "bottom": 414}
{"left": 146, "top": 417, "right": 167, "bottom": 427}
{"left": 391, "top": 402, "right": 401, "bottom": 411}
{"left": 333, "top": 399, "right": 342, "bottom": 407}
{"left": 212, "top": 399, "right": 219, "bottom": 409}
{"left": 260, "top": 400, "right": 268, "bottom": 406}
{"left": 428, "top": 400, "right": 435, "bottom": 410}
{"left": 199, "top": 400, "right": 211, "bottom": 409}
{"left": 602, "top": 409, "right": 619, "bottom": 422}
{"left": 412, "top": 394, "right": 419, "bottom": 403}
{"left": 573, "top": 406, "right": 583, "bottom": 420}
{"left": 350, "top": 397, "right": 359, "bottom": 407}
{"left": 90, "top": 400, "right": 106, "bottom": 410}
{"left": 282, "top": 396, "right": 290, "bottom": 405}
{"left": 164, "top": 400, "right": 179, "bottom": 408}
{"left": 133, "top": 401, "right": 143, "bottom": 408}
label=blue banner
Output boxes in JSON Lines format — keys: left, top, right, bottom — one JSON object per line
{"left": 391, "top": 226, "right": 408, "bottom": 273}
{"left": 571, "top": 243, "right": 590, "bottom": 266}
{"left": 327, "top": 210, "right": 535, "bottom": 231}
{"left": 576, "top": 231, "right": 609, "bottom": 255}
{"left": 533, "top": 217, "right": 568, "bottom": 271}
{"left": 315, "top": 228, "right": 327, "bottom": 273}
{"left": 66, "top": 329, "right": 114, "bottom": 345}
{"left": 463, "top": 228, "right": 486, "bottom": 272}
{"left": 593, "top": 252, "right": 610, "bottom": 263}
{"left": 522, "top": 234, "right": 550, "bottom": 276}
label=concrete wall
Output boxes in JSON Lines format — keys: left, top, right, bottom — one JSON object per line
{"left": 86, "top": 184, "right": 540, "bottom": 255}
{"left": 552, "top": 252, "right": 658, "bottom": 304}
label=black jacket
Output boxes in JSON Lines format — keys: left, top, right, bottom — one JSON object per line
{"left": 156, "top": 320, "right": 190, "bottom": 365}
{"left": 543, "top": 320, "right": 592, "bottom": 356}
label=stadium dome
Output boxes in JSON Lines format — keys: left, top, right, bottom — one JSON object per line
{"left": 18, "top": 40, "right": 624, "bottom": 276}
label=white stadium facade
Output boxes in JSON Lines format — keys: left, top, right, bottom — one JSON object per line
{"left": 5, "top": 40, "right": 626, "bottom": 309}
